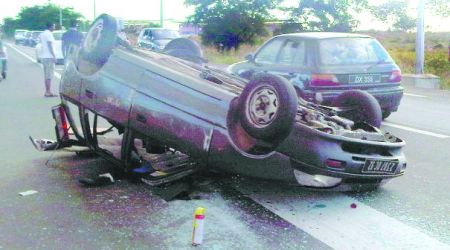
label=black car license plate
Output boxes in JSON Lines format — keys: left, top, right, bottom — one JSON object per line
{"left": 349, "top": 74, "right": 381, "bottom": 84}
{"left": 362, "top": 159, "right": 398, "bottom": 174}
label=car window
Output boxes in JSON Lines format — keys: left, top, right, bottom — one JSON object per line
{"left": 254, "top": 38, "right": 284, "bottom": 64}
{"left": 319, "top": 38, "right": 392, "bottom": 65}
{"left": 152, "top": 30, "right": 180, "bottom": 40}
{"left": 277, "top": 39, "right": 306, "bottom": 66}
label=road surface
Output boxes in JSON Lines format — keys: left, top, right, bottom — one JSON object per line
{"left": 0, "top": 43, "right": 449, "bottom": 249}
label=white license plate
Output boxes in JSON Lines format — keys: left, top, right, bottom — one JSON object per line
{"left": 362, "top": 159, "right": 398, "bottom": 174}
{"left": 349, "top": 74, "right": 381, "bottom": 84}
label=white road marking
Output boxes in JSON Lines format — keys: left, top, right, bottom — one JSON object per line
{"left": 6, "top": 43, "right": 61, "bottom": 79}
{"left": 404, "top": 93, "right": 427, "bottom": 98}
{"left": 235, "top": 183, "right": 449, "bottom": 250}
{"left": 383, "top": 122, "right": 450, "bottom": 139}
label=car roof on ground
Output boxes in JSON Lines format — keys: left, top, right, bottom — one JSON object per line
{"left": 275, "top": 32, "right": 372, "bottom": 40}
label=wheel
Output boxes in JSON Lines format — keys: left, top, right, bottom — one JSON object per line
{"left": 332, "top": 90, "right": 382, "bottom": 128}
{"left": 165, "top": 49, "right": 204, "bottom": 64}
{"left": 382, "top": 111, "right": 392, "bottom": 120}
{"left": 238, "top": 73, "right": 298, "bottom": 143}
{"left": 163, "top": 38, "right": 205, "bottom": 64}
{"left": 164, "top": 38, "right": 202, "bottom": 55}
{"left": 80, "top": 14, "right": 118, "bottom": 65}
{"left": 1, "top": 72, "right": 6, "bottom": 79}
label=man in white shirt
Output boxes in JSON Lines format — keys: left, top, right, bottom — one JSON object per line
{"left": 39, "top": 23, "right": 57, "bottom": 97}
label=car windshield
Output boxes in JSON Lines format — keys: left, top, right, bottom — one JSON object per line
{"left": 15, "top": 31, "right": 26, "bottom": 36}
{"left": 153, "top": 30, "right": 180, "bottom": 40}
{"left": 319, "top": 38, "right": 392, "bottom": 65}
{"left": 32, "top": 32, "right": 42, "bottom": 38}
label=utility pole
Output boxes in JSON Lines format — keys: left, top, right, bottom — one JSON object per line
{"left": 160, "top": 0, "right": 163, "bottom": 28}
{"left": 59, "top": 6, "right": 63, "bottom": 29}
{"left": 415, "top": 0, "right": 426, "bottom": 74}
{"left": 93, "top": 0, "right": 97, "bottom": 20}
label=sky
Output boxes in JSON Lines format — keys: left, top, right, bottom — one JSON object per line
{"left": 1, "top": 0, "right": 449, "bottom": 31}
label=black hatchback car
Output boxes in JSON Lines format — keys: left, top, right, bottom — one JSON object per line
{"left": 228, "top": 33, "right": 403, "bottom": 119}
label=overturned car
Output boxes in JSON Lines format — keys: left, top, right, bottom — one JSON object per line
{"left": 34, "top": 14, "right": 406, "bottom": 190}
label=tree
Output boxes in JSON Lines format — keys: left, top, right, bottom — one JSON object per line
{"left": 1, "top": 3, "right": 83, "bottom": 37}
{"left": 1, "top": 18, "right": 19, "bottom": 37}
{"left": 16, "top": 4, "right": 83, "bottom": 30}
{"left": 280, "top": 0, "right": 367, "bottom": 34}
{"left": 428, "top": 0, "right": 450, "bottom": 17}
{"left": 185, "top": 0, "right": 281, "bottom": 51}
{"left": 370, "top": 1, "right": 416, "bottom": 32}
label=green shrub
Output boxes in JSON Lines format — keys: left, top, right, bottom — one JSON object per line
{"left": 425, "top": 51, "right": 450, "bottom": 89}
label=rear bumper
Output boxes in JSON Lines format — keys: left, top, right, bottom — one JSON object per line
{"left": 279, "top": 124, "right": 407, "bottom": 187}
{"left": 301, "top": 85, "right": 404, "bottom": 112}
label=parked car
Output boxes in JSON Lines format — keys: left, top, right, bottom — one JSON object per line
{"left": 0, "top": 41, "right": 7, "bottom": 79}
{"left": 35, "top": 30, "right": 64, "bottom": 64}
{"left": 32, "top": 15, "right": 407, "bottom": 191}
{"left": 137, "top": 28, "right": 180, "bottom": 51}
{"left": 23, "top": 31, "right": 33, "bottom": 46}
{"left": 26, "top": 31, "right": 43, "bottom": 47}
{"left": 14, "top": 29, "right": 28, "bottom": 45}
{"left": 228, "top": 33, "right": 404, "bottom": 119}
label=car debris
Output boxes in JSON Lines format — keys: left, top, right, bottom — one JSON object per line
{"left": 78, "top": 173, "right": 115, "bottom": 187}
{"left": 19, "top": 190, "right": 38, "bottom": 196}
{"left": 30, "top": 14, "right": 407, "bottom": 191}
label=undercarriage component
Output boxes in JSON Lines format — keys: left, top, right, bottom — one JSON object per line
{"left": 139, "top": 151, "right": 198, "bottom": 186}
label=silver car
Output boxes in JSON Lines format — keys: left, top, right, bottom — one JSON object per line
{"left": 228, "top": 33, "right": 404, "bottom": 119}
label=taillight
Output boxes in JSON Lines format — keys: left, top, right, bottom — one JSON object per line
{"left": 389, "top": 70, "right": 402, "bottom": 83}
{"left": 310, "top": 74, "right": 340, "bottom": 86}
{"left": 325, "top": 159, "right": 345, "bottom": 169}
{"left": 52, "top": 105, "right": 69, "bottom": 141}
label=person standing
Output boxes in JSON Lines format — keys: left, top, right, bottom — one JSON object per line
{"left": 39, "top": 22, "right": 57, "bottom": 97}
{"left": 61, "top": 19, "right": 84, "bottom": 59}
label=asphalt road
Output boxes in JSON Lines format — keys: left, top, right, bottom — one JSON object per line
{"left": 1, "top": 43, "right": 449, "bottom": 249}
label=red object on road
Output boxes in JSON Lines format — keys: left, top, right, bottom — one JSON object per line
{"left": 350, "top": 203, "right": 357, "bottom": 209}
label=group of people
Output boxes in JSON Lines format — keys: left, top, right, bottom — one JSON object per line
{"left": 39, "top": 20, "right": 83, "bottom": 97}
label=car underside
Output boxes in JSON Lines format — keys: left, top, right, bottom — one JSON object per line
{"left": 32, "top": 14, "right": 407, "bottom": 191}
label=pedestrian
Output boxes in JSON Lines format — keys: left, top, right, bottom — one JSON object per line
{"left": 61, "top": 19, "right": 84, "bottom": 59}
{"left": 38, "top": 22, "right": 57, "bottom": 97}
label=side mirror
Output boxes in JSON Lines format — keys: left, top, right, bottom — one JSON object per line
{"left": 245, "top": 54, "right": 254, "bottom": 62}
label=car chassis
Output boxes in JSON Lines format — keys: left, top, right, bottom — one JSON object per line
{"left": 32, "top": 14, "right": 407, "bottom": 190}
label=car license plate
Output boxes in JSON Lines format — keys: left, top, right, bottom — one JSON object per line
{"left": 362, "top": 159, "right": 398, "bottom": 174}
{"left": 349, "top": 74, "right": 381, "bottom": 84}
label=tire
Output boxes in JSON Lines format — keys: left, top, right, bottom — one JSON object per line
{"left": 332, "top": 90, "right": 382, "bottom": 128}
{"left": 163, "top": 38, "right": 205, "bottom": 64}
{"left": 1, "top": 72, "right": 6, "bottom": 79}
{"left": 165, "top": 49, "right": 204, "bottom": 65}
{"left": 382, "top": 111, "right": 392, "bottom": 120}
{"left": 164, "top": 38, "right": 202, "bottom": 55}
{"left": 80, "top": 14, "right": 118, "bottom": 65}
{"left": 238, "top": 73, "right": 298, "bottom": 143}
